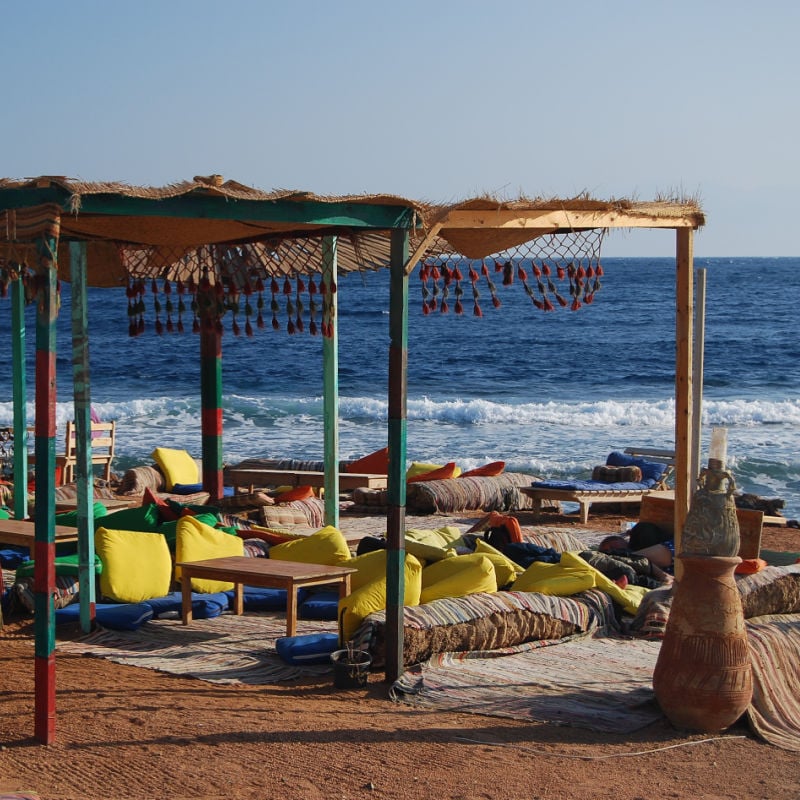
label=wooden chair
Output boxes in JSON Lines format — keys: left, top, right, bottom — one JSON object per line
{"left": 57, "top": 420, "right": 116, "bottom": 485}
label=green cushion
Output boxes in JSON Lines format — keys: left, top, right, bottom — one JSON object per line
{"left": 15, "top": 553, "right": 103, "bottom": 579}
{"left": 158, "top": 512, "right": 220, "bottom": 550}
{"left": 55, "top": 502, "right": 111, "bottom": 527}
{"left": 95, "top": 503, "right": 161, "bottom": 533}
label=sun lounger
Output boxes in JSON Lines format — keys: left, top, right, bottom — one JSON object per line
{"left": 522, "top": 451, "right": 673, "bottom": 524}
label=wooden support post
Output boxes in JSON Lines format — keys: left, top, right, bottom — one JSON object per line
{"left": 11, "top": 273, "right": 28, "bottom": 520}
{"left": 322, "top": 236, "right": 340, "bottom": 528}
{"left": 69, "top": 242, "right": 96, "bottom": 633}
{"left": 691, "top": 268, "right": 707, "bottom": 486}
{"left": 199, "top": 283, "right": 224, "bottom": 501}
{"left": 674, "top": 228, "right": 695, "bottom": 578}
{"left": 33, "top": 237, "right": 58, "bottom": 745}
{"left": 385, "top": 229, "right": 409, "bottom": 683}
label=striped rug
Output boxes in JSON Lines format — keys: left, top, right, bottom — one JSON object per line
{"left": 390, "top": 631, "right": 664, "bottom": 733}
{"left": 58, "top": 613, "right": 338, "bottom": 685}
{"left": 745, "top": 614, "right": 800, "bottom": 751}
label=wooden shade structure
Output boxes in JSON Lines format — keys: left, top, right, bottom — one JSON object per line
{"left": 0, "top": 176, "right": 704, "bottom": 742}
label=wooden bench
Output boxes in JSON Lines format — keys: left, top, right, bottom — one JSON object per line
{"left": 225, "top": 467, "right": 387, "bottom": 492}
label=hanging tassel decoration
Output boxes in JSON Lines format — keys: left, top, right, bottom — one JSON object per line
{"left": 295, "top": 278, "right": 304, "bottom": 333}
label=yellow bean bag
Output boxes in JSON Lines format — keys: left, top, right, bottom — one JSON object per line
{"left": 95, "top": 527, "right": 172, "bottom": 603}
{"left": 339, "top": 553, "right": 422, "bottom": 642}
{"left": 420, "top": 553, "right": 496, "bottom": 604}
{"left": 474, "top": 538, "right": 525, "bottom": 588}
{"left": 268, "top": 524, "right": 351, "bottom": 566}
{"left": 175, "top": 515, "right": 244, "bottom": 593}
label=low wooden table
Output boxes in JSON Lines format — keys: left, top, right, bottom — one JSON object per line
{"left": 0, "top": 519, "right": 80, "bottom": 548}
{"left": 176, "top": 556, "right": 357, "bottom": 636}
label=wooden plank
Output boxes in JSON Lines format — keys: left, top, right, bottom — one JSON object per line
{"left": 439, "top": 208, "right": 698, "bottom": 231}
{"left": 224, "top": 468, "right": 387, "bottom": 491}
{"left": 199, "top": 282, "right": 224, "bottom": 501}
{"left": 0, "top": 519, "right": 80, "bottom": 548}
{"left": 322, "top": 235, "right": 340, "bottom": 528}
{"left": 639, "top": 495, "right": 763, "bottom": 560}
{"left": 11, "top": 275, "right": 28, "bottom": 520}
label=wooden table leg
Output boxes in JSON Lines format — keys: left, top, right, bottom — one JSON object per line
{"left": 339, "top": 574, "right": 351, "bottom": 602}
{"left": 285, "top": 581, "right": 298, "bottom": 637}
{"left": 233, "top": 582, "right": 244, "bottom": 615}
{"left": 181, "top": 574, "right": 193, "bottom": 625}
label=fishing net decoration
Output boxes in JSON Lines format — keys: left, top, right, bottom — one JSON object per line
{"left": 418, "top": 228, "right": 606, "bottom": 316}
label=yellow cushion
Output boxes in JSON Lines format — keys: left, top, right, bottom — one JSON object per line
{"left": 420, "top": 553, "right": 496, "bottom": 604}
{"left": 338, "top": 554, "right": 422, "bottom": 642}
{"left": 406, "top": 526, "right": 464, "bottom": 549}
{"left": 175, "top": 515, "right": 244, "bottom": 593}
{"left": 511, "top": 558, "right": 597, "bottom": 596}
{"left": 95, "top": 527, "right": 172, "bottom": 603}
{"left": 268, "top": 524, "right": 351, "bottom": 566}
{"left": 405, "top": 461, "right": 444, "bottom": 480}
{"left": 474, "top": 539, "right": 524, "bottom": 588}
{"left": 344, "top": 550, "right": 391, "bottom": 592}
{"left": 151, "top": 447, "right": 199, "bottom": 492}
{"left": 561, "top": 551, "right": 647, "bottom": 614}
{"left": 407, "top": 462, "right": 462, "bottom": 483}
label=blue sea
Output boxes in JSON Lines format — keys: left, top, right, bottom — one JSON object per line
{"left": 1, "top": 257, "right": 798, "bottom": 519}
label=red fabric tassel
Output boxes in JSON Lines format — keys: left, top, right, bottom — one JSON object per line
{"left": 455, "top": 299, "right": 464, "bottom": 315}
{"left": 473, "top": 302, "right": 483, "bottom": 317}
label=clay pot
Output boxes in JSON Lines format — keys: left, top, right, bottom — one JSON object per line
{"left": 652, "top": 554, "right": 752, "bottom": 732}
{"left": 681, "top": 467, "right": 740, "bottom": 557}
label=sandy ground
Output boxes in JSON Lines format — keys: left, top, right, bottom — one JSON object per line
{"left": 1, "top": 509, "right": 799, "bottom": 800}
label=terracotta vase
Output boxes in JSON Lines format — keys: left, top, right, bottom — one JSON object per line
{"left": 652, "top": 554, "right": 752, "bottom": 732}
{"left": 681, "top": 465, "right": 741, "bottom": 557}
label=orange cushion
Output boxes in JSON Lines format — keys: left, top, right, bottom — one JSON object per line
{"left": 460, "top": 461, "right": 506, "bottom": 478}
{"left": 735, "top": 558, "right": 767, "bottom": 575}
{"left": 141, "top": 487, "right": 179, "bottom": 522}
{"left": 275, "top": 485, "right": 315, "bottom": 503}
{"left": 484, "top": 511, "right": 523, "bottom": 543}
{"left": 407, "top": 462, "right": 459, "bottom": 484}
{"left": 345, "top": 447, "right": 389, "bottom": 474}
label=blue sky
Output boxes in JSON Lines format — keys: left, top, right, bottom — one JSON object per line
{"left": 2, "top": 1, "right": 797, "bottom": 256}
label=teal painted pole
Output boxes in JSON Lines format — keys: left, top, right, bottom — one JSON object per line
{"left": 10, "top": 272, "right": 28, "bottom": 520}
{"left": 33, "top": 237, "right": 58, "bottom": 744}
{"left": 322, "top": 237, "right": 339, "bottom": 528}
{"left": 199, "top": 284, "right": 223, "bottom": 500}
{"left": 385, "top": 229, "right": 409, "bottom": 682}
{"left": 69, "top": 242, "right": 96, "bottom": 633}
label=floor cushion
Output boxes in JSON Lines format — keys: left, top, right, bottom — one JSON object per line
{"left": 420, "top": 553, "right": 496, "bottom": 604}
{"left": 299, "top": 590, "right": 340, "bottom": 621}
{"left": 175, "top": 516, "right": 244, "bottom": 592}
{"left": 268, "top": 525, "right": 351, "bottom": 566}
{"left": 95, "top": 527, "right": 173, "bottom": 603}
{"left": 276, "top": 632, "right": 341, "bottom": 665}
{"left": 144, "top": 590, "right": 230, "bottom": 620}
{"left": 151, "top": 447, "right": 199, "bottom": 492}
{"left": 222, "top": 585, "right": 308, "bottom": 612}
{"left": 55, "top": 601, "right": 154, "bottom": 631}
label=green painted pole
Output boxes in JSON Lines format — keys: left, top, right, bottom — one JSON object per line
{"left": 199, "top": 284, "right": 223, "bottom": 500}
{"left": 69, "top": 242, "right": 96, "bottom": 633}
{"left": 322, "top": 236, "right": 339, "bottom": 528}
{"left": 33, "top": 236, "right": 58, "bottom": 744}
{"left": 10, "top": 272, "right": 28, "bottom": 520}
{"left": 385, "top": 229, "right": 409, "bottom": 682}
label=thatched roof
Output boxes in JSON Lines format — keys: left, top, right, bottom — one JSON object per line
{"left": 0, "top": 176, "right": 705, "bottom": 288}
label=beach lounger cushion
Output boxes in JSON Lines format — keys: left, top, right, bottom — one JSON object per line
{"left": 145, "top": 590, "right": 230, "bottom": 619}
{"left": 151, "top": 447, "right": 199, "bottom": 492}
{"left": 95, "top": 528, "right": 173, "bottom": 603}
{"left": 345, "top": 446, "right": 389, "bottom": 474}
{"left": 339, "top": 554, "right": 422, "bottom": 642}
{"left": 276, "top": 632, "right": 341, "bottom": 665}
{"left": 268, "top": 524, "right": 351, "bottom": 566}
{"left": 533, "top": 451, "right": 668, "bottom": 492}
{"left": 175, "top": 516, "right": 245, "bottom": 592}
{"left": 420, "top": 554, "right": 497, "bottom": 605}
{"left": 55, "top": 601, "right": 154, "bottom": 631}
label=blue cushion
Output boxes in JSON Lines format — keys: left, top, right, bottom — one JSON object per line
{"left": 55, "top": 602, "right": 154, "bottom": 631}
{"left": 606, "top": 451, "right": 667, "bottom": 486}
{"left": 223, "top": 585, "right": 308, "bottom": 611}
{"left": 144, "top": 591, "right": 230, "bottom": 620}
{"left": 0, "top": 547, "right": 31, "bottom": 569}
{"left": 276, "top": 632, "right": 341, "bottom": 665}
{"left": 299, "top": 590, "right": 341, "bottom": 621}
{"left": 531, "top": 478, "right": 653, "bottom": 492}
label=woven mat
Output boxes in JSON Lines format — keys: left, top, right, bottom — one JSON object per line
{"left": 745, "top": 614, "right": 800, "bottom": 751}
{"left": 390, "top": 631, "right": 664, "bottom": 733}
{"left": 58, "top": 613, "right": 338, "bottom": 685}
